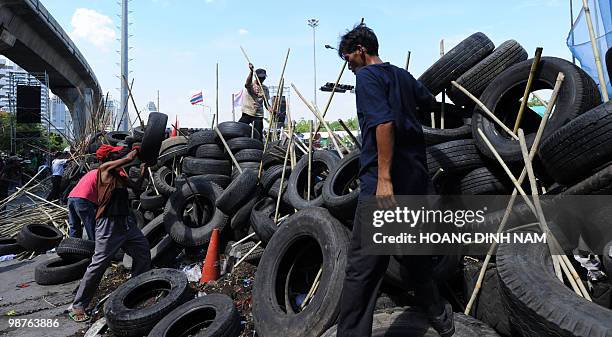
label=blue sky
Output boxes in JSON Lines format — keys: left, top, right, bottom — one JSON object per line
{"left": 42, "top": 0, "right": 581, "bottom": 127}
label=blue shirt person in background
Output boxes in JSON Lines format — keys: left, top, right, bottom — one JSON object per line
{"left": 335, "top": 24, "right": 454, "bottom": 337}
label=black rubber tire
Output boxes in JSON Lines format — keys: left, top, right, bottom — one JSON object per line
{"left": 182, "top": 157, "right": 231, "bottom": 176}
{"left": 157, "top": 146, "right": 187, "bottom": 167}
{"left": 561, "top": 164, "right": 612, "bottom": 195}
{"left": 249, "top": 198, "right": 280, "bottom": 244}
{"left": 322, "top": 150, "right": 360, "bottom": 221}
{"left": 463, "top": 261, "right": 511, "bottom": 336}
{"left": 56, "top": 238, "right": 95, "bottom": 261}
{"left": 603, "top": 241, "right": 612, "bottom": 277}
{"left": 384, "top": 255, "right": 460, "bottom": 289}
{"left": 16, "top": 224, "right": 63, "bottom": 252}
{"left": 104, "top": 268, "right": 193, "bottom": 337}
{"left": 423, "top": 118, "right": 473, "bottom": 146}
{"left": 320, "top": 307, "right": 500, "bottom": 337}
{"left": 153, "top": 166, "right": 177, "bottom": 196}
{"left": 539, "top": 101, "right": 612, "bottom": 185}
{"left": 234, "top": 148, "right": 263, "bottom": 163}
{"left": 232, "top": 162, "right": 261, "bottom": 179}
{"left": 147, "top": 294, "right": 241, "bottom": 337}
{"left": 186, "top": 130, "right": 217, "bottom": 155}
{"left": 268, "top": 177, "right": 290, "bottom": 203}
{"left": 133, "top": 126, "right": 145, "bottom": 141}
{"left": 217, "top": 121, "right": 259, "bottom": 140}
{"left": 285, "top": 150, "right": 340, "bottom": 210}
{"left": 253, "top": 208, "right": 350, "bottom": 337}
{"left": 139, "top": 189, "right": 167, "bottom": 211}
{"left": 448, "top": 40, "right": 528, "bottom": 108}
{"left": 473, "top": 57, "right": 601, "bottom": 163}
{"left": 228, "top": 240, "right": 265, "bottom": 263}
{"left": 458, "top": 167, "right": 510, "bottom": 195}
{"left": 426, "top": 139, "right": 484, "bottom": 177}
{"left": 139, "top": 112, "right": 168, "bottom": 166}
{"left": 261, "top": 165, "right": 291, "bottom": 193}
{"left": 35, "top": 257, "right": 90, "bottom": 285}
{"left": 198, "top": 174, "right": 231, "bottom": 189}
{"left": 226, "top": 137, "right": 264, "bottom": 152}
{"left": 418, "top": 32, "right": 494, "bottom": 95}
{"left": 131, "top": 208, "right": 146, "bottom": 230}
{"left": 230, "top": 194, "right": 258, "bottom": 231}
{"left": 0, "top": 237, "right": 24, "bottom": 256}
{"left": 497, "top": 238, "right": 612, "bottom": 337}
{"left": 216, "top": 169, "right": 259, "bottom": 214}
{"left": 195, "top": 143, "right": 227, "bottom": 159}
{"left": 123, "top": 215, "right": 181, "bottom": 269}
{"left": 607, "top": 47, "right": 612, "bottom": 80}
{"left": 164, "top": 176, "right": 228, "bottom": 247}
{"left": 159, "top": 136, "right": 188, "bottom": 154}
{"left": 105, "top": 131, "right": 131, "bottom": 146}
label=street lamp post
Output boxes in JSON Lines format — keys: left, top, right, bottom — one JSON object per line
{"left": 307, "top": 18, "right": 319, "bottom": 106}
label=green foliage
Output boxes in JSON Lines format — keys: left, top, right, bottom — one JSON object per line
{"left": 527, "top": 96, "right": 545, "bottom": 107}
{"left": 0, "top": 111, "right": 68, "bottom": 155}
{"left": 294, "top": 117, "right": 359, "bottom": 133}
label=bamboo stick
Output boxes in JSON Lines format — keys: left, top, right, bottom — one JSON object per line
{"left": 291, "top": 84, "right": 344, "bottom": 158}
{"left": 233, "top": 241, "right": 261, "bottom": 270}
{"left": 338, "top": 119, "right": 360, "bottom": 149}
{"left": 308, "top": 120, "right": 313, "bottom": 201}
{"left": 476, "top": 129, "right": 535, "bottom": 212}
{"left": 300, "top": 267, "right": 323, "bottom": 310}
{"left": 274, "top": 126, "right": 293, "bottom": 223}
{"left": 582, "top": 0, "right": 610, "bottom": 102}
{"left": 122, "top": 75, "right": 145, "bottom": 129}
{"left": 464, "top": 72, "right": 564, "bottom": 315}
{"left": 451, "top": 81, "right": 519, "bottom": 140}
{"left": 214, "top": 127, "right": 242, "bottom": 174}
{"left": 314, "top": 61, "right": 348, "bottom": 135}
{"left": 513, "top": 48, "right": 543, "bottom": 133}
{"left": 405, "top": 51, "right": 411, "bottom": 71}
{"left": 518, "top": 129, "right": 562, "bottom": 280}
{"left": 148, "top": 167, "right": 160, "bottom": 195}
{"left": 16, "top": 188, "right": 68, "bottom": 211}
{"left": 440, "top": 39, "right": 445, "bottom": 129}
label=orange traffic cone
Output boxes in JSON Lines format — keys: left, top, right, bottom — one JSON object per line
{"left": 200, "top": 228, "right": 220, "bottom": 283}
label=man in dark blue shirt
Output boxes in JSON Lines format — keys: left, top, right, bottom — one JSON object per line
{"left": 336, "top": 24, "right": 454, "bottom": 337}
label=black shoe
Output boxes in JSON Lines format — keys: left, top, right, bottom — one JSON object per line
{"left": 429, "top": 303, "right": 455, "bottom": 337}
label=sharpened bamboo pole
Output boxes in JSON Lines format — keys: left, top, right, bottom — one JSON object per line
{"left": 513, "top": 48, "right": 543, "bottom": 133}
{"left": 314, "top": 61, "right": 348, "bottom": 135}
{"left": 122, "top": 75, "right": 145, "bottom": 129}
{"left": 464, "top": 72, "right": 564, "bottom": 315}
{"left": 405, "top": 51, "right": 411, "bottom": 71}
{"left": 582, "top": 0, "right": 610, "bottom": 102}
{"left": 338, "top": 119, "right": 360, "bottom": 149}
{"left": 240, "top": 46, "right": 273, "bottom": 112}
{"left": 262, "top": 49, "right": 291, "bottom": 156}
{"left": 233, "top": 241, "right": 261, "bottom": 270}
{"left": 451, "top": 81, "right": 519, "bottom": 140}
{"left": 300, "top": 267, "right": 323, "bottom": 310}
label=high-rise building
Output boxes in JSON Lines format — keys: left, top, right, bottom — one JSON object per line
{"left": 49, "top": 95, "right": 72, "bottom": 137}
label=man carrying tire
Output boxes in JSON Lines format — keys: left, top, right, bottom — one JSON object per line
{"left": 336, "top": 24, "right": 454, "bottom": 337}
{"left": 239, "top": 63, "right": 270, "bottom": 140}
{"left": 70, "top": 145, "right": 151, "bottom": 322}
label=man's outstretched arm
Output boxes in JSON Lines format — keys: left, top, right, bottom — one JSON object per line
{"left": 376, "top": 121, "right": 394, "bottom": 198}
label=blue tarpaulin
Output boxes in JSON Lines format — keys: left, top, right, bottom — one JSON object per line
{"left": 567, "top": 0, "right": 612, "bottom": 100}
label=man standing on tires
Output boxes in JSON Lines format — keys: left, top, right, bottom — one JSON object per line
{"left": 336, "top": 24, "right": 454, "bottom": 337}
{"left": 70, "top": 145, "right": 151, "bottom": 322}
{"left": 239, "top": 63, "right": 270, "bottom": 140}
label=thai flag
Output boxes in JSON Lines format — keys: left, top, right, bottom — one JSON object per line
{"left": 190, "top": 91, "right": 203, "bottom": 105}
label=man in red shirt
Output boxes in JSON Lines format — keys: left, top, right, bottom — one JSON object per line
{"left": 67, "top": 169, "right": 98, "bottom": 240}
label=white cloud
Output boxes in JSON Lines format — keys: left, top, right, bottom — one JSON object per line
{"left": 70, "top": 8, "right": 116, "bottom": 51}
{"left": 206, "top": 0, "right": 214, "bottom": 3}
{"left": 238, "top": 28, "right": 249, "bottom": 35}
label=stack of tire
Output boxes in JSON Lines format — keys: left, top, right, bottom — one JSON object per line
{"left": 34, "top": 236, "right": 94, "bottom": 286}
{"left": 417, "top": 32, "right": 612, "bottom": 337}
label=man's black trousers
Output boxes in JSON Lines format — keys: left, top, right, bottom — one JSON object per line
{"left": 336, "top": 201, "right": 445, "bottom": 337}
{"left": 238, "top": 114, "right": 263, "bottom": 140}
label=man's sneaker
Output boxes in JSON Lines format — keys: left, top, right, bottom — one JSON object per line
{"left": 429, "top": 303, "right": 455, "bottom": 337}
